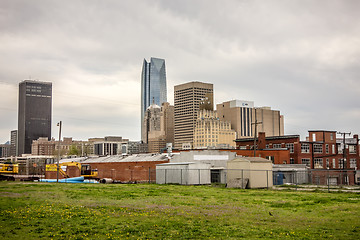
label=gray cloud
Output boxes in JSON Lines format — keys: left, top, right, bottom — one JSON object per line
{"left": 0, "top": 0, "right": 359, "bottom": 143}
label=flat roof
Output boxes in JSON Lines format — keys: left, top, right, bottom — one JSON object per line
{"left": 235, "top": 135, "right": 300, "bottom": 142}
{"left": 83, "top": 154, "right": 168, "bottom": 163}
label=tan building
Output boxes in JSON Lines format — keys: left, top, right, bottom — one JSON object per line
{"left": 144, "top": 102, "right": 174, "bottom": 153}
{"left": 31, "top": 137, "right": 56, "bottom": 155}
{"left": 193, "top": 109, "right": 236, "bottom": 149}
{"left": 160, "top": 102, "right": 174, "bottom": 146}
{"left": 217, "top": 100, "right": 284, "bottom": 139}
{"left": 55, "top": 137, "right": 95, "bottom": 156}
{"left": 255, "top": 107, "right": 284, "bottom": 137}
{"left": 32, "top": 137, "right": 94, "bottom": 156}
{"left": 174, "top": 81, "right": 213, "bottom": 149}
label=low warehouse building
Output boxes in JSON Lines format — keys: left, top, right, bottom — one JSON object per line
{"left": 156, "top": 162, "right": 211, "bottom": 185}
{"left": 83, "top": 154, "right": 169, "bottom": 182}
{"left": 227, "top": 157, "right": 273, "bottom": 189}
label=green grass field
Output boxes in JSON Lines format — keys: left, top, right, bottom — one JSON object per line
{"left": 1, "top": 182, "right": 359, "bottom": 239}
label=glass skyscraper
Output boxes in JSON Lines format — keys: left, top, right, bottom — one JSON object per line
{"left": 141, "top": 57, "right": 167, "bottom": 142}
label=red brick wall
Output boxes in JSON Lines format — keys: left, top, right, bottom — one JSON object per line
{"left": 88, "top": 161, "right": 169, "bottom": 182}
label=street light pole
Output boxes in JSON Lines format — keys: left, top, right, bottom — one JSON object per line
{"left": 252, "top": 108, "right": 262, "bottom": 157}
{"left": 57, "top": 121, "right": 62, "bottom": 183}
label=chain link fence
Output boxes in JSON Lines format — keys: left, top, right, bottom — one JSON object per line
{"left": 1, "top": 163, "right": 359, "bottom": 187}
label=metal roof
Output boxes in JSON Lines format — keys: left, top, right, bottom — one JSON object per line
{"left": 82, "top": 154, "right": 169, "bottom": 163}
{"left": 235, "top": 135, "right": 300, "bottom": 142}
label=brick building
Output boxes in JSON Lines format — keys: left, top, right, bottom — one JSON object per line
{"left": 83, "top": 154, "right": 169, "bottom": 182}
{"left": 235, "top": 131, "right": 359, "bottom": 170}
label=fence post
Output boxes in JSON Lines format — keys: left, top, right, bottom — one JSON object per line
{"left": 181, "top": 169, "right": 182, "bottom": 185}
{"left": 295, "top": 172, "right": 298, "bottom": 191}
{"left": 327, "top": 169, "right": 330, "bottom": 193}
{"left": 148, "top": 167, "right": 151, "bottom": 184}
{"left": 266, "top": 170, "right": 269, "bottom": 189}
{"left": 198, "top": 169, "right": 200, "bottom": 185}
{"left": 165, "top": 169, "right": 167, "bottom": 184}
{"left": 241, "top": 169, "right": 244, "bottom": 189}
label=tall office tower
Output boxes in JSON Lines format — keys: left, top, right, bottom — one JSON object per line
{"left": 18, "top": 80, "right": 52, "bottom": 156}
{"left": 10, "top": 130, "right": 17, "bottom": 156}
{"left": 141, "top": 57, "right": 167, "bottom": 142}
{"left": 174, "top": 81, "right": 213, "bottom": 150}
{"left": 217, "top": 100, "right": 284, "bottom": 139}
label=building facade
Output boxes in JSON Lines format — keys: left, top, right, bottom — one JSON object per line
{"left": 174, "top": 81, "right": 213, "bottom": 149}
{"left": 193, "top": 109, "right": 236, "bottom": 149}
{"left": 93, "top": 136, "right": 129, "bottom": 156}
{"left": 217, "top": 100, "right": 284, "bottom": 139}
{"left": 160, "top": 102, "right": 174, "bottom": 146}
{"left": 10, "top": 130, "right": 17, "bottom": 156}
{"left": 141, "top": 57, "right": 167, "bottom": 142}
{"left": 235, "top": 130, "right": 359, "bottom": 170}
{"left": 31, "top": 137, "right": 56, "bottom": 156}
{"left": 143, "top": 102, "right": 174, "bottom": 153}
{"left": 142, "top": 102, "right": 162, "bottom": 144}
{"left": 0, "top": 144, "right": 11, "bottom": 158}
{"left": 18, "top": 80, "right": 52, "bottom": 156}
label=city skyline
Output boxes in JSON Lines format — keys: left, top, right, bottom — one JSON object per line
{"left": 0, "top": 1, "right": 359, "bottom": 143}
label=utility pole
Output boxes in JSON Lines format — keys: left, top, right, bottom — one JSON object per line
{"left": 337, "top": 131, "right": 351, "bottom": 169}
{"left": 251, "top": 108, "right": 262, "bottom": 157}
{"left": 57, "top": 121, "right": 62, "bottom": 183}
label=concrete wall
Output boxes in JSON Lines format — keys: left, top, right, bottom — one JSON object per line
{"left": 227, "top": 158, "right": 273, "bottom": 188}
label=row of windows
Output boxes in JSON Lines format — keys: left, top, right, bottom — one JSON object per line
{"left": 301, "top": 158, "right": 357, "bottom": 168}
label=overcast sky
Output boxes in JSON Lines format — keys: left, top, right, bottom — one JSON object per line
{"left": 0, "top": 0, "right": 359, "bottom": 143}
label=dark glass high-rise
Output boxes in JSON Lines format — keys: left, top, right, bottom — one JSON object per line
{"left": 18, "top": 80, "right": 52, "bottom": 155}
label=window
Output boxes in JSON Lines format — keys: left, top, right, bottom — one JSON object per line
{"left": 330, "top": 133, "right": 334, "bottom": 140}
{"left": 332, "top": 159, "right": 336, "bottom": 168}
{"left": 349, "top": 145, "right": 356, "bottom": 154}
{"left": 301, "top": 158, "right": 310, "bottom": 166}
{"left": 312, "top": 133, "right": 316, "bottom": 141}
{"left": 265, "top": 144, "right": 269, "bottom": 149}
{"left": 273, "top": 144, "right": 282, "bottom": 149}
{"left": 239, "top": 146, "right": 246, "bottom": 150}
{"left": 350, "top": 159, "right": 357, "bottom": 168}
{"left": 326, "top": 158, "right": 329, "bottom": 168}
{"left": 314, "top": 158, "right": 323, "bottom": 168}
{"left": 286, "top": 143, "right": 294, "bottom": 153}
{"left": 325, "top": 144, "right": 329, "bottom": 154}
{"left": 301, "top": 144, "right": 310, "bottom": 153}
{"left": 290, "top": 158, "right": 294, "bottom": 164}
{"left": 266, "top": 156, "right": 275, "bottom": 163}
{"left": 314, "top": 144, "right": 323, "bottom": 154}
{"left": 332, "top": 145, "right": 335, "bottom": 154}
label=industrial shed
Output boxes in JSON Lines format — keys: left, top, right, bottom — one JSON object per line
{"left": 156, "top": 162, "right": 211, "bottom": 185}
{"left": 227, "top": 157, "right": 273, "bottom": 189}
